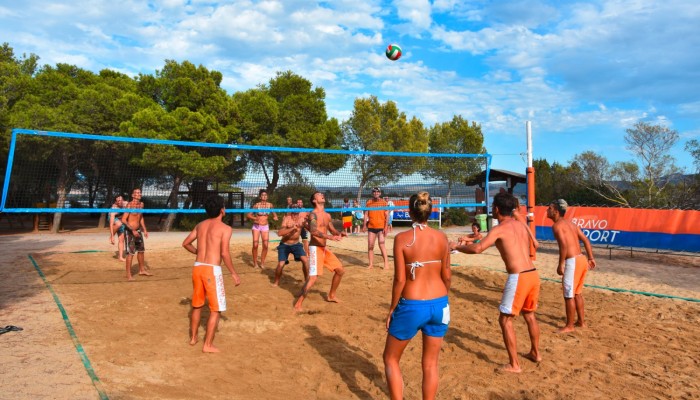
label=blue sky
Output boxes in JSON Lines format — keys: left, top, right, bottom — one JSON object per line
{"left": 1, "top": 0, "right": 699, "bottom": 173}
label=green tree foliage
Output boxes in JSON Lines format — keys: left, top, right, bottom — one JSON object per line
{"left": 129, "top": 60, "right": 245, "bottom": 231}
{"left": 8, "top": 63, "right": 107, "bottom": 231}
{"left": 624, "top": 121, "right": 682, "bottom": 207}
{"left": 342, "top": 95, "right": 428, "bottom": 200}
{"left": 534, "top": 158, "right": 610, "bottom": 205}
{"left": 423, "top": 115, "right": 485, "bottom": 202}
{"left": 687, "top": 139, "right": 700, "bottom": 173}
{"left": 570, "top": 151, "right": 637, "bottom": 206}
{"left": 533, "top": 158, "right": 554, "bottom": 204}
{"left": 6, "top": 59, "right": 154, "bottom": 229}
{"left": 0, "top": 43, "right": 39, "bottom": 190}
{"left": 569, "top": 122, "right": 692, "bottom": 208}
{"left": 684, "top": 139, "right": 700, "bottom": 207}
{"left": 233, "top": 71, "right": 345, "bottom": 194}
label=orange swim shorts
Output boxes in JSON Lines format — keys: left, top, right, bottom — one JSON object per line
{"left": 191, "top": 262, "right": 227, "bottom": 312}
{"left": 563, "top": 254, "right": 588, "bottom": 298}
{"left": 499, "top": 268, "right": 540, "bottom": 316}
{"left": 308, "top": 246, "right": 342, "bottom": 277}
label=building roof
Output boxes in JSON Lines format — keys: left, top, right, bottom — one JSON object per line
{"left": 465, "top": 168, "right": 526, "bottom": 188}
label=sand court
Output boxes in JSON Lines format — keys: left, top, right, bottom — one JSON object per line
{"left": 1, "top": 231, "right": 699, "bottom": 399}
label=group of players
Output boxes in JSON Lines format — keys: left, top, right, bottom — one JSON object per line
{"left": 108, "top": 187, "right": 596, "bottom": 398}
{"left": 108, "top": 188, "right": 153, "bottom": 281}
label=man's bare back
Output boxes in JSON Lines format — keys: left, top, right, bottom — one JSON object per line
{"left": 182, "top": 198, "right": 241, "bottom": 353}
{"left": 192, "top": 219, "right": 235, "bottom": 267}
{"left": 552, "top": 219, "right": 588, "bottom": 259}
{"left": 490, "top": 219, "right": 535, "bottom": 274}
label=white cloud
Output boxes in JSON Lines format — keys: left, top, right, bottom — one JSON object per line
{"left": 394, "top": 0, "right": 432, "bottom": 29}
{"left": 1, "top": 0, "right": 698, "bottom": 170}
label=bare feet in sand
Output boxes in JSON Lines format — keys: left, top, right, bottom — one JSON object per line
{"left": 202, "top": 345, "right": 220, "bottom": 353}
{"left": 575, "top": 321, "right": 587, "bottom": 328}
{"left": 138, "top": 271, "right": 153, "bottom": 277}
{"left": 500, "top": 364, "right": 522, "bottom": 373}
{"left": 523, "top": 351, "right": 542, "bottom": 363}
{"left": 126, "top": 276, "right": 135, "bottom": 281}
{"left": 557, "top": 326, "right": 575, "bottom": 333}
{"left": 326, "top": 296, "right": 340, "bottom": 303}
{"left": 189, "top": 337, "right": 198, "bottom": 346}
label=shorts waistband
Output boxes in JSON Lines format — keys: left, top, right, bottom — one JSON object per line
{"left": 398, "top": 295, "right": 448, "bottom": 306}
{"left": 520, "top": 268, "right": 537, "bottom": 274}
{"left": 194, "top": 261, "right": 220, "bottom": 268}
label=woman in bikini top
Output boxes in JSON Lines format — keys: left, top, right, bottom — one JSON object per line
{"left": 246, "top": 189, "right": 278, "bottom": 269}
{"left": 383, "top": 191, "right": 452, "bottom": 400}
{"left": 246, "top": 190, "right": 277, "bottom": 227}
{"left": 392, "top": 193, "right": 451, "bottom": 301}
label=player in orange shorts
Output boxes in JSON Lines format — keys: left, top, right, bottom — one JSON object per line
{"left": 547, "top": 199, "right": 597, "bottom": 333}
{"left": 451, "top": 192, "right": 541, "bottom": 373}
{"left": 294, "top": 192, "right": 346, "bottom": 312}
{"left": 182, "top": 195, "right": 241, "bottom": 353}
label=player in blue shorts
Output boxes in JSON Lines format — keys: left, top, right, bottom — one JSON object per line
{"left": 273, "top": 204, "right": 308, "bottom": 286}
{"left": 383, "top": 191, "right": 451, "bottom": 399}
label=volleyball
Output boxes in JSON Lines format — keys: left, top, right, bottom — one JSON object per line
{"left": 385, "top": 44, "right": 402, "bottom": 61}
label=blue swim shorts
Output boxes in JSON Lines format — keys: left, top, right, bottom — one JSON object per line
{"left": 277, "top": 242, "right": 306, "bottom": 262}
{"left": 388, "top": 296, "right": 450, "bottom": 341}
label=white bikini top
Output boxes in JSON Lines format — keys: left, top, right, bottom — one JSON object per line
{"left": 405, "top": 222, "right": 441, "bottom": 280}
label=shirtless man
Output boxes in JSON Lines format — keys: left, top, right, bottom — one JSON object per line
{"left": 450, "top": 192, "right": 541, "bottom": 373}
{"left": 182, "top": 195, "right": 241, "bottom": 353}
{"left": 293, "top": 192, "right": 346, "bottom": 311}
{"left": 121, "top": 188, "right": 152, "bottom": 281}
{"left": 273, "top": 204, "right": 309, "bottom": 286}
{"left": 547, "top": 199, "right": 597, "bottom": 333}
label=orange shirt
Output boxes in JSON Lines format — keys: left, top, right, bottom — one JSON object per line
{"left": 365, "top": 198, "right": 388, "bottom": 229}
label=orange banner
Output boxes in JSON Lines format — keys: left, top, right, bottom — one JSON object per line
{"left": 533, "top": 206, "right": 700, "bottom": 252}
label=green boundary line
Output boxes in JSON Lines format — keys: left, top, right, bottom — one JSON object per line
{"left": 28, "top": 254, "right": 109, "bottom": 400}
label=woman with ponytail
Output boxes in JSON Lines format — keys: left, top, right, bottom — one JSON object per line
{"left": 383, "top": 191, "right": 451, "bottom": 399}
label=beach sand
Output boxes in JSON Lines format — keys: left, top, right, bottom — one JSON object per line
{"left": 1, "top": 228, "right": 699, "bottom": 399}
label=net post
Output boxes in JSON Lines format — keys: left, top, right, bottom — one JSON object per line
{"left": 526, "top": 121, "right": 536, "bottom": 260}
{"left": 1, "top": 129, "right": 19, "bottom": 211}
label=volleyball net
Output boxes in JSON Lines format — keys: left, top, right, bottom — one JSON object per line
{"left": 1, "top": 129, "right": 491, "bottom": 219}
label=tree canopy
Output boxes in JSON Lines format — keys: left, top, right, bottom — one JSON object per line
{"left": 233, "top": 71, "right": 345, "bottom": 194}
{"left": 342, "top": 95, "right": 428, "bottom": 200}
{"left": 423, "top": 115, "right": 485, "bottom": 201}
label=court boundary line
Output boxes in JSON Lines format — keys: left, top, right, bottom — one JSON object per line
{"left": 27, "top": 254, "right": 109, "bottom": 400}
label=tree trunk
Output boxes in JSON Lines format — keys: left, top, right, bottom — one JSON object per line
{"left": 161, "top": 175, "right": 182, "bottom": 232}
{"left": 50, "top": 153, "right": 72, "bottom": 234}
{"left": 98, "top": 186, "right": 115, "bottom": 229}
{"left": 267, "top": 159, "right": 280, "bottom": 195}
